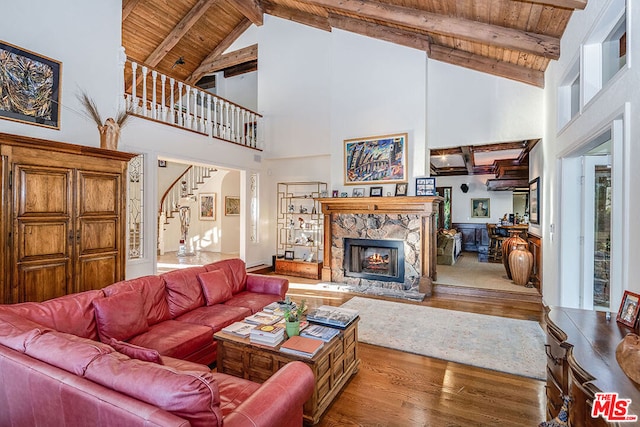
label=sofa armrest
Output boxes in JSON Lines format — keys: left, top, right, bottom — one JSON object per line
{"left": 223, "top": 361, "right": 314, "bottom": 427}
{"left": 245, "top": 274, "right": 288, "bottom": 299}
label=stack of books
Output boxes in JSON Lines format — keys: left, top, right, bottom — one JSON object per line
{"left": 263, "top": 300, "right": 297, "bottom": 316}
{"left": 280, "top": 335, "right": 324, "bottom": 358}
{"left": 244, "top": 311, "right": 282, "bottom": 325}
{"left": 306, "top": 305, "right": 359, "bottom": 329}
{"left": 300, "top": 324, "right": 341, "bottom": 342}
{"left": 250, "top": 324, "right": 285, "bottom": 347}
{"left": 220, "top": 322, "right": 254, "bottom": 338}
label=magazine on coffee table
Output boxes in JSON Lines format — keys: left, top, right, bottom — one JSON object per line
{"left": 306, "top": 305, "right": 359, "bottom": 329}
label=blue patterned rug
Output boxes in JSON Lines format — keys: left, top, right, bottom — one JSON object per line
{"left": 341, "top": 296, "right": 546, "bottom": 380}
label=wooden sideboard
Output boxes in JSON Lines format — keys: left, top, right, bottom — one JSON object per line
{"left": 545, "top": 307, "right": 640, "bottom": 426}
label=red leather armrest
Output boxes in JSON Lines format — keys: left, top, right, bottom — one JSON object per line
{"left": 223, "top": 361, "right": 314, "bottom": 427}
{"left": 245, "top": 274, "right": 288, "bottom": 299}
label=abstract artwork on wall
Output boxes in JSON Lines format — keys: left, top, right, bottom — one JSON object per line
{"left": 344, "top": 133, "right": 407, "bottom": 184}
{"left": 0, "top": 40, "right": 61, "bottom": 129}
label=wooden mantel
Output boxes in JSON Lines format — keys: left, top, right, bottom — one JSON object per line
{"left": 317, "top": 196, "right": 443, "bottom": 296}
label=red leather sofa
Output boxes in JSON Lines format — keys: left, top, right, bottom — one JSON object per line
{"left": 0, "top": 258, "right": 315, "bottom": 426}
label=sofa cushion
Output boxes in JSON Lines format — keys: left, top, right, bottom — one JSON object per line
{"left": 109, "top": 338, "right": 163, "bottom": 364}
{"left": 197, "top": 270, "right": 233, "bottom": 306}
{"left": 24, "top": 331, "right": 114, "bottom": 376}
{"left": 162, "top": 266, "right": 207, "bottom": 318}
{"left": 204, "top": 259, "right": 247, "bottom": 294}
{"left": 0, "top": 290, "right": 104, "bottom": 340}
{"left": 84, "top": 352, "right": 222, "bottom": 427}
{"left": 127, "top": 320, "right": 214, "bottom": 360}
{"left": 211, "top": 372, "right": 260, "bottom": 417}
{"left": 0, "top": 311, "right": 50, "bottom": 352}
{"left": 223, "top": 291, "right": 282, "bottom": 314}
{"left": 103, "top": 275, "right": 171, "bottom": 326}
{"left": 93, "top": 289, "right": 149, "bottom": 342}
{"left": 176, "top": 305, "right": 251, "bottom": 333}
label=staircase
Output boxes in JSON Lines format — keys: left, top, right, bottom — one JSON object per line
{"left": 158, "top": 165, "right": 217, "bottom": 255}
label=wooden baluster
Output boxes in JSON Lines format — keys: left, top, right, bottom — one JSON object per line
{"left": 141, "top": 66, "right": 148, "bottom": 117}
{"left": 196, "top": 88, "right": 202, "bottom": 132}
{"left": 160, "top": 74, "right": 166, "bottom": 122}
{"left": 151, "top": 70, "right": 157, "bottom": 120}
{"left": 169, "top": 78, "right": 175, "bottom": 124}
{"left": 131, "top": 62, "right": 138, "bottom": 113}
{"left": 224, "top": 101, "right": 230, "bottom": 139}
{"left": 206, "top": 94, "right": 212, "bottom": 137}
{"left": 177, "top": 82, "right": 183, "bottom": 126}
{"left": 185, "top": 85, "right": 191, "bottom": 129}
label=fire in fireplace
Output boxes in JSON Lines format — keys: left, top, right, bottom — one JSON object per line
{"left": 344, "top": 238, "right": 405, "bottom": 283}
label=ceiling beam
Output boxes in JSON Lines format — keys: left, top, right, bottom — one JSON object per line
{"left": 511, "top": 0, "right": 587, "bottom": 10}
{"left": 298, "top": 0, "right": 560, "bottom": 60}
{"left": 122, "top": 0, "right": 142, "bottom": 21}
{"left": 473, "top": 141, "right": 529, "bottom": 152}
{"left": 262, "top": 2, "right": 331, "bottom": 32}
{"left": 193, "top": 44, "right": 258, "bottom": 76}
{"left": 145, "top": 0, "right": 216, "bottom": 67}
{"left": 186, "top": 18, "right": 252, "bottom": 84}
{"left": 329, "top": 13, "right": 430, "bottom": 52}
{"left": 429, "top": 45, "right": 545, "bottom": 87}
{"left": 460, "top": 146, "right": 475, "bottom": 175}
{"left": 227, "top": 0, "right": 264, "bottom": 26}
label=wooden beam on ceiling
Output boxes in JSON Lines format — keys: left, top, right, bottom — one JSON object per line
{"left": 428, "top": 44, "right": 545, "bottom": 88}
{"left": 224, "top": 59, "right": 258, "bottom": 77}
{"left": 194, "top": 44, "right": 258, "bottom": 76}
{"left": 262, "top": 2, "right": 331, "bottom": 32}
{"left": 227, "top": 0, "right": 264, "bottom": 26}
{"left": 473, "top": 141, "right": 529, "bottom": 152}
{"left": 122, "top": 0, "right": 142, "bottom": 21}
{"left": 486, "top": 178, "right": 530, "bottom": 191}
{"left": 460, "top": 146, "right": 475, "bottom": 175}
{"left": 511, "top": 0, "right": 587, "bottom": 10}
{"left": 328, "top": 13, "right": 430, "bottom": 52}
{"left": 145, "top": 0, "right": 216, "bottom": 67}
{"left": 186, "top": 18, "right": 252, "bottom": 84}
{"left": 298, "top": 0, "right": 560, "bottom": 60}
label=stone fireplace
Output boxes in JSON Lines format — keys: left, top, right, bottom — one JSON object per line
{"left": 317, "top": 196, "right": 442, "bottom": 296}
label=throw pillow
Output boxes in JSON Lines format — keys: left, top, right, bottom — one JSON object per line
{"left": 197, "top": 270, "right": 233, "bottom": 306}
{"left": 92, "top": 289, "right": 149, "bottom": 342}
{"left": 109, "top": 338, "right": 163, "bottom": 364}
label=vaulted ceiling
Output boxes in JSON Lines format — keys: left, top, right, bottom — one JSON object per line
{"left": 122, "top": 0, "right": 586, "bottom": 89}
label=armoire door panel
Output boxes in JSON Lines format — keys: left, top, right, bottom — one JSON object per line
{"left": 18, "top": 221, "right": 69, "bottom": 261}
{"left": 76, "top": 255, "right": 118, "bottom": 293}
{"left": 78, "top": 172, "right": 119, "bottom": 215}
{"left": 78, "top": 219, "right": 117, "bottom": 253}
{"left": 17, "top": 166, "right": 72, "bottom": 216}
{"left": 18, "top": 261, "right": 70, "bottom": 302}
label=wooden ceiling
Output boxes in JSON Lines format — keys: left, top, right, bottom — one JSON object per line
{"left": 430, "top": 140, "right": 539, "bottom": 190}
{"left": 122, "top": 0, "right": 585, "bottom": 89}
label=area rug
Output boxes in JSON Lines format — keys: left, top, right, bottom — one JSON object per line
{"left": 341, "top": 296, "right": 546, "bottom": 380}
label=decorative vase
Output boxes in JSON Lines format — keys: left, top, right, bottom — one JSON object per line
{"left": 98, "top": 118, "right": 121, "bottom": 150}
{"left": 285, "top": 320, "right": 300, "bottom": 337}
{"left": 509, "top": 243, "right": 533, "bottom": 286}
{"left": 502, "top": 230, "right": 527, "bottom": 279}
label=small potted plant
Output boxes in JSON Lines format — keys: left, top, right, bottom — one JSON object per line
{"left": 283, "top": 298, "right": 306, "bottom": 337}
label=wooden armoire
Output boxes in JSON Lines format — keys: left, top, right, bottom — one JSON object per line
{"left": 0, "top": 133, "right": 136, "bottom": 304}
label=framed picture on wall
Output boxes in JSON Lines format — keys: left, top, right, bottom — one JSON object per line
{"left": 529, "top": 177, "right": 540, "bottom": 224}
{"left": 617, "top": 290, "right": 640, "bottom": 328}
{"left": 198, "top": 193, "right": 216, "bottom": 220}
{"left": 224, "top": 196, "right": 240, "bottom": 216}
{"left": 471, "top": 198, "right": 490, "bottom": 218}
{"left": 0, "top": 40, "right": 61, "bottom": 129}
{"left": 415, "top": 177, "right": 436, "bottom": 196}
{"left": 344, "top": 133, "right": 407, "bottom": 184}
{"left": 395, "top": 183, "right": 408, "bottom": 196}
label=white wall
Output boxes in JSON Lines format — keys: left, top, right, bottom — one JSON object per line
{"left": 221, "top": 171, "right": 241, "bottom": 253}
{"left": 542, "top": 0, "right": 639, "bottom": 309}
{"left": 427, "top": 61, "right": 544, "bottom": 148}
{"left": 2, "top": 0, "right": 123, "bottom": 146}
{"left": 432, "top": 175, "right": 514, "bottom": 224}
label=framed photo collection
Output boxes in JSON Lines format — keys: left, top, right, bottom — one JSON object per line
{"left": 415, "top": 177, "right": 436, "bottom": 196}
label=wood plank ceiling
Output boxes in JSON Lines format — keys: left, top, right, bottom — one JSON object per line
{"left": 121, "top": 0, "right": 585, "bottom": 89}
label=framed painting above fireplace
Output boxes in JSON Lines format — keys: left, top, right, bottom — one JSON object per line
{"left": 344, "top": 133, "right": 407, "bottom": 185}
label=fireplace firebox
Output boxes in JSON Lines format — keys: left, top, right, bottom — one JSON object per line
{"left": 344, "top": 238, "right": 405, "bottom": 283}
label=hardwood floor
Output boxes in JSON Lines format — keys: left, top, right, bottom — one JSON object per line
{"left": 288, "top": 282, "right": 546, "bottom": 427}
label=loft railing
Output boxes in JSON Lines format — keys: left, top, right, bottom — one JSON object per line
{"left": 124, "top": 58, "right": 262, "bottom": 150}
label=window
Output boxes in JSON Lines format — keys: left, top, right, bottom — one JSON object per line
{"left": 558, "top": 59, "right": 580, "bottom": 129}
{"left": 128, "top": 154, "right": 144, "bottom": 259}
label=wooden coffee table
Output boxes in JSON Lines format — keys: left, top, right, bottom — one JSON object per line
{"left": 214, "top": 317, "right": 360, "bottom": 425}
